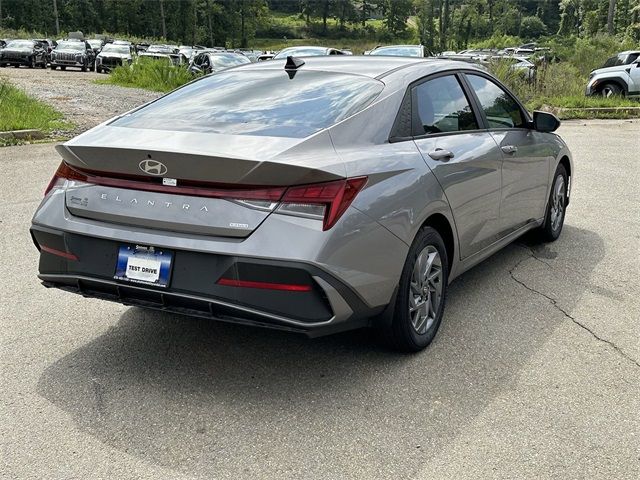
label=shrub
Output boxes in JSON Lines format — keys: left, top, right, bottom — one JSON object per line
{"left": 106, "top": 57, "right": 193, "bottom": 92}
{"left": 520, "top": 16, "right": 548, "bottom": 40}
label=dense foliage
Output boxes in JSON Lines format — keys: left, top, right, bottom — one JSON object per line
{"left": 0, "top": 0, "right": 638, "bottom": 49}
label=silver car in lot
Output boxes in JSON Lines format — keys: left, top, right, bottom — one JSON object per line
{"left": 31, "top": 57, "right": 573, "bottom": 351}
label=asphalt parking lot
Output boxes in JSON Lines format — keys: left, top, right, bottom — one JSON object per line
{"left": 0, "top": 119, "right": 639, "bottom": 479}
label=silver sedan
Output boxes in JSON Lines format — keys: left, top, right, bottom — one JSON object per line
{"left": 31, "top": 56, "right": 573, "bottom": 352}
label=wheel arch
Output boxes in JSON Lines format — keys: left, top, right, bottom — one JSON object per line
{"left": 596, "top": 77, "right": 628, "bottom": 94}
{"left": 419, "top": 212, "right": 455, "bottom": 273}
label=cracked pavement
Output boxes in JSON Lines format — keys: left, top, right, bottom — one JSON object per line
{"left": 1, "top": 119, "right": 639, "bottom": 479}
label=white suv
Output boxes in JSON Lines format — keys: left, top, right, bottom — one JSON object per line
{"left": 586, "top": 50, "right": 640, "bottom": 97}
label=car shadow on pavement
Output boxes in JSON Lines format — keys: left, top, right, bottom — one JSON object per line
{"left": 37, "top": 225, "right": 605, "bottom": 478}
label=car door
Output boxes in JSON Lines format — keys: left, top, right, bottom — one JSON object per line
{"left": 411, "top": 73, "right": 504, "bottom": 259}
{"left": 627, "top": 60, "right": 640, "bottom": 94}
{"left": 464, "top": 73, "right": 550, "bottom": 235}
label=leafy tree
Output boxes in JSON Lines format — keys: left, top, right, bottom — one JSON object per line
{"left": 384, "top": 0, "right": 412, "bottom": 36}
{"left": 520, "top": 15, "right": 547, "bottom": 38}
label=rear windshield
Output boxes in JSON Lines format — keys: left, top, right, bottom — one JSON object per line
{"left": 371, "top": 46, "right": 422, "bottom": 57}
{"left": 113, "top": 70, "right": 384, "bottom": 138}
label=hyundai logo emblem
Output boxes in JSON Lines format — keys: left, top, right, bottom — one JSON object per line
{"left": 139, "top": 159, "right": 168, "bottom": 176}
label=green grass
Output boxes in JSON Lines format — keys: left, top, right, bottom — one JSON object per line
{"left": 99, "top": 57, "right": 194, "bottom": 92}
{"left": 0, "top": 79, "right": 71, "bottom": 135}
{"left": 488, "top": 59, "right": 639, "bottom": 119}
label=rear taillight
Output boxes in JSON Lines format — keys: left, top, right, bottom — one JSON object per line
{"left": 278, "top": 177, "right": 367, "bottom": 230}
{"left": 44, "top": 162, "right": 88, "bottom": 196}
{"left": 44, "top": 161, "right": 367, "bottom": 230}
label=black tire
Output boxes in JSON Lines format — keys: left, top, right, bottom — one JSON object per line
{"left": 49, "top": 64, "right": 56, "bottom": 70}
{"left": 599, "top": 82, "right": 623, "bottom": 98}
{"left": 536, "top": 163, "right": 568, "bottom": 242}
{"left": 60, "top": 66, "right": 66, "bottom": 71}
{"left": 388, "top": 226, "right": 449, "bottom": 352}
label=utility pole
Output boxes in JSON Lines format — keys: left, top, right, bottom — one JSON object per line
{"left": 607, "top": 0, "right": 616, "bottom": 35}
{"left": 159, "top": 0, "right": 167, "bottom": 39}
{"left": 53, "top": 0, "right": 60, "bottom": 35}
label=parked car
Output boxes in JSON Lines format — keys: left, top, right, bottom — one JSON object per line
{"left": 87, "top": 38, "right": 105, "bottom": 55}
{"left": 235, "top": 49, "right": 262, "bottom": 62}
{"left": 586, "top": 50, "right": 640, "bottom": 97}
{"left": 0, "top": 39, "right": 47, "bottom": 68}
{"left": 188, "top": 51, "right": 251, "bottom": 75}
{"left": 49, "top": 39, "right": 96, "bottom": 71}
{"left": 367, "top": 45, "right": 426, "bottom": 57}
{"left": 31, "top": 57, "right": 573, "bottom": 352}
{"left": 257, "top": 51, "right": 275, "bottom": 61}
{"left": 272, "top": 46, "right": 346, "bottom": 60}
{"left": 33, "top": 38, "right": 57, "bottom": 54}
{"left": 135, "top": 42, "right": 150, "bottom": 53}
{"left": 96, "top": 42, "right": 135, "bottom": 73}
{"left": 139, "top": 44, "right": 186, "bottom": 65}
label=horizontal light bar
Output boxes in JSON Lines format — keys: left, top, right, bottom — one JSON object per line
{"left": 40, "top": 245, "right": 78, "bottom": 261}
{"left": 217, "top": 278, "right": 312, "bottom": 292}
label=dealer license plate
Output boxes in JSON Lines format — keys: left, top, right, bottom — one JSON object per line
{"left": 114, "top": 245, "right": 173, "bottom": 287}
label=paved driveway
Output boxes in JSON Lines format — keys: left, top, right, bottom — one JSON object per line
{"left": 1, "top": 120, "right": 638, "bottom": 479}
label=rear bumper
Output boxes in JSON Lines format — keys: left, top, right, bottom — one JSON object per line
{"left": 31, "top": 225, "right": 381, "bottom": 336}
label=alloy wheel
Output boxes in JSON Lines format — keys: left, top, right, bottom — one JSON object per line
{"left": 409, "top": 245, "right": 443, "bottom": 334}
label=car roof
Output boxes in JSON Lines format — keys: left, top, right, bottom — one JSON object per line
{"left": 236, "top": 56, "right": 472, "bottom": 79}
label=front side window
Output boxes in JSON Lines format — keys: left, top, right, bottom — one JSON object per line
{"left": 467, "top": 74, "right": 526, "bottom": 129}
{"left": 413, "top": 75, "right": 478, "bottom": 135}
{"left": 113, "top": 70, "right": 384, "bottom": 138}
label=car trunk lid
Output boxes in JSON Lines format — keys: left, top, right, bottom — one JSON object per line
{"left": 57, "top": 127, "right": 344, "bottom": 238}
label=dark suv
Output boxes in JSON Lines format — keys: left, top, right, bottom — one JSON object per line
{"left": 49, "top": 39, "right": 96, "bottom": 71}
{"left": 0, "top": 39, "right": 47, "bottom": 68}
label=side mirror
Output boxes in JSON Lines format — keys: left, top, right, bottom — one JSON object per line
{"left": 532, "top": 110, "right": 560, "bottom": 133}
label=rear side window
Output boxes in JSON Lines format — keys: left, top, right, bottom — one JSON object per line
{"left": 467, "top": 74, "right": 526, "bottom": 129}
{"left": 412, "top": 75, "right": 478, "bottom": 135}
{"left": 113, "top": 70, "right": 383, "bottom": 138}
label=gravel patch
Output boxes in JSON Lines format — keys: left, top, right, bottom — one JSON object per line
{"left": 0, "top": 66, "right": 161, "bottom": 137}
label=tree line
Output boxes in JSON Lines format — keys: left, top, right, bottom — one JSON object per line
{"left": 0, "top": 0, "right": 638, "bottom": 49}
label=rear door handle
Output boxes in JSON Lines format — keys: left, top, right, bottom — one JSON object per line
{"left": 501, "top": 145, "right": 518, "bottom": 154}
{"left": 428, "top": 148, "right": 454, "bottom": 161}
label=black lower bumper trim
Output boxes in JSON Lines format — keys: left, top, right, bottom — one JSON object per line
{"left": 40, "top": 274, "right": 371, "bottom": 337}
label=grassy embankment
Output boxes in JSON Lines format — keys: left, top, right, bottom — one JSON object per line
{"left": 0, "top": 80, "right": 71, "bottom": 145}
{"left": 487, "top": 35, "right": 639, "bottom": 118}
